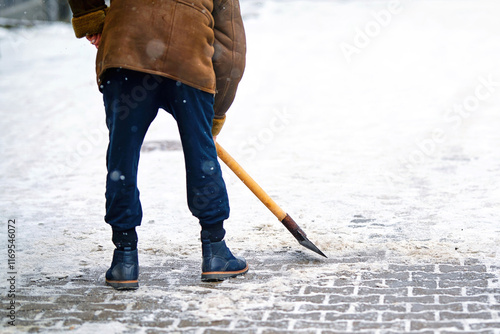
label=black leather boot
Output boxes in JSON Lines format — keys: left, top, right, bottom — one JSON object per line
{"left": 105, "top": 249, "right": 139, "bottom": 290}
{"left": 201, "top": 238, "right": 248, "bottom": 281}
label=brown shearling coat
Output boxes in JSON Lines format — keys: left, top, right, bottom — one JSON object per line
{"left": 68, "top": 0, "right": 246, "bottom": 123}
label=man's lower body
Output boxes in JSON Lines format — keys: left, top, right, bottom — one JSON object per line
{"left": 101, "top": 68, "right": 248, "bottom": 289}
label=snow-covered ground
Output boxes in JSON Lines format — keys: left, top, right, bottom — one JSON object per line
{"left": 1, "top": 0, "right": 499, "bottom": 287}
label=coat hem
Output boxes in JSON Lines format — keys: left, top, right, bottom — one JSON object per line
{"left": 97, "top": 64, "right": 216, "bottom": 95}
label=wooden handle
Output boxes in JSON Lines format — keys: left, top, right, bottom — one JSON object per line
{"left": 216, "top": 143, "right": 287, "bottom": 221}
{"left": 216, "top": 142, "right": 328, "bottom": 258}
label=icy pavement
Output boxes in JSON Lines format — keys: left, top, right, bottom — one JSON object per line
{"left": 1, "top": 0, "right": 500, "bottom": 333}
{"left": 6, "top": 252, "right": 500, "bottom": 334}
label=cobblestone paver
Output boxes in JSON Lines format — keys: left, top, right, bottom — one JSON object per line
{"left": 3, "top": 250, "right": 500, "bottom": 333}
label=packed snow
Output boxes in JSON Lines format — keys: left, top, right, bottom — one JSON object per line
{"left": 0, "top": 0, "right": 499, "bottom": 297}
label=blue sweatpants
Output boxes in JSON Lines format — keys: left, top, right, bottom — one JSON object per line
{"left": 101, "top": 68, "right": 230, "bottom": 232}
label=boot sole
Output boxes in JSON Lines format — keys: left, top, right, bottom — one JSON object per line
{"left": 201, "top": 264, "right": 249, "bottom": 281}
{"left": 106, "top": 279, "right": 139, "bottom": 290}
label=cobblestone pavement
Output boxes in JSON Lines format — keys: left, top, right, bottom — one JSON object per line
{"left": 5, "top": 250, "right": 500, "bottom": 333}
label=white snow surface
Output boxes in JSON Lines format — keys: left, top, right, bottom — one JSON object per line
{"left": 1, "top": 0, "right": 500, "bottom": 287}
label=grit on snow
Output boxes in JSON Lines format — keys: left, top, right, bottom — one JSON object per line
{"left": 1, "top": 0, "right": 499, "bottom": 290}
